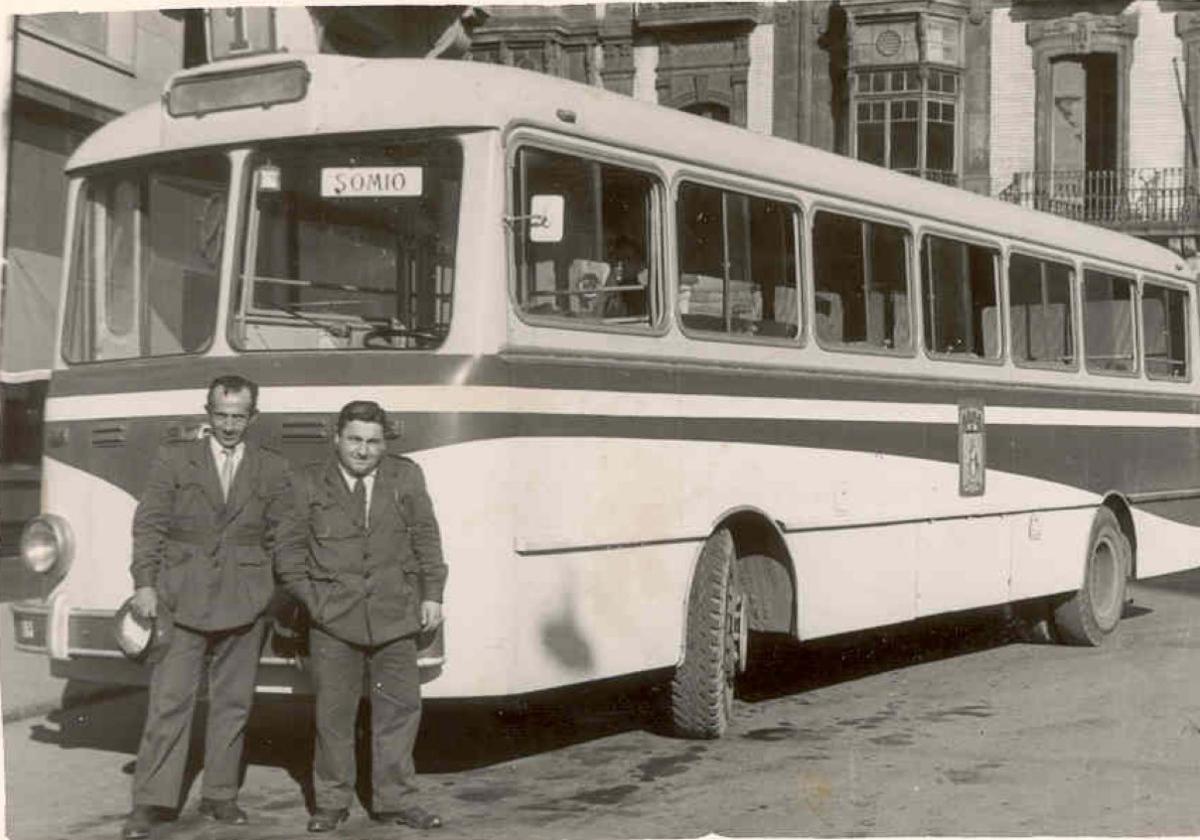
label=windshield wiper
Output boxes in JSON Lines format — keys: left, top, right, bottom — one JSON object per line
{"left": 275, "top": 301, "right": 362, "bottom": 339}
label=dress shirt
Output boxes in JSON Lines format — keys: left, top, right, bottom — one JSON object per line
{"left": 209, "top": 437, "right": 245, "bottom": 499}
{"left": 338, "top": 466, "right": 376, "bottom": 527}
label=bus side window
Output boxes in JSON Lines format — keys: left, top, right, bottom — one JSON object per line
{"left": 676, "top": 182, "right": 799, "bottom": 341}
{"left": 1083, "top": 269, "right": 1137, "bottom": 375}
{"left": 1142, "top": 281, "right": 1189, "bottom": 381}
{"left": 1008, "top": 253, "right": 1075, "bottom": 369}
{"left": 921, "top": 234, "right": 1000, "bottom": 360}
{"left": 512, "top": 147, "right": 659, "bottom": 329}
{"left": 812, "top": 210, "right": 910, "bottom": 353}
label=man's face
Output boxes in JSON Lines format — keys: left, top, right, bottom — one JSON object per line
{"left": 335, "top": 420, "right": 386, "bottom": 477}
{"left": 207, "top": 387, "right": 255, "bottom": 449}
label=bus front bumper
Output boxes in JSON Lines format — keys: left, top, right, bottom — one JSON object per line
{"left": 10, "top": 599, "right": 314, "bottom": 694}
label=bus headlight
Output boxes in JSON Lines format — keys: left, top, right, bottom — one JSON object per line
{"left": 20, "top": 515, "right": 74, "bottom": 576}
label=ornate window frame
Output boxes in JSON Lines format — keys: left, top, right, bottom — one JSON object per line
{"left": 1025, "top": 12, "right": 1138, "bottom": 176}
{"left": 844, "top": 4, "right": 968, "bottom": 184}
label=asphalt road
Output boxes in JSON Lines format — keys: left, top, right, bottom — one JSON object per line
{"left": 7, "top": 569, "right": 1200, "bottom": 840}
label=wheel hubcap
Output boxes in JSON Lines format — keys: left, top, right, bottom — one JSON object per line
{"left": 1088, "top": 537, "right": 1122, "bottom": 628}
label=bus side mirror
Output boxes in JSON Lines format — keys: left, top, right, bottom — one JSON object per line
{"left": 529, "top": 195, "right": 564, "bottom": 243}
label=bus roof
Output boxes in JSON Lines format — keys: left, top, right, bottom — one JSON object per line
{"left": 69, "top": 52, "right": 1191, "bottom": 281}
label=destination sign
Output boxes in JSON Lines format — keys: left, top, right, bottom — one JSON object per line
{"left": 320, "top": 167, "right": 423, "bottom": 198}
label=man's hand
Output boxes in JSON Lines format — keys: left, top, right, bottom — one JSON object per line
{"left": 131, "top": 586, "right": 158, "bottom": 620}
{"left": 419, "top": 600, "right": 443, "bottom": 630}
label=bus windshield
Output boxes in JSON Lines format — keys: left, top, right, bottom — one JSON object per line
{"left": 62, "top": 153, "right": 229, "bottom": 363}
{"left": 232, "top": 137, "right": 461, "bottom": 351}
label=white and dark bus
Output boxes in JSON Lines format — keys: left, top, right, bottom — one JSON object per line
{"left": 12, "top": 53, "right": 1200, "bottom": 737}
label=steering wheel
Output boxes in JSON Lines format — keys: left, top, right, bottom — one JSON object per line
{"left": 362, "top": 326, "right": 443, "bottom": 349}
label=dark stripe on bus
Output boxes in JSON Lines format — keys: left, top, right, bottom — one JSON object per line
{"left": 45, "top": 352, "right": 1200, "bottom": 415}
{"left": 43, "top": 411, "right": 1200, "bottom": 528}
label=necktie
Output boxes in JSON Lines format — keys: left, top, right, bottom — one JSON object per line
{"left": 352, "top": 477, "right": 367, "bottom": 527}
{"left": 219, "top": 448, "right": 235, "bottom": 501}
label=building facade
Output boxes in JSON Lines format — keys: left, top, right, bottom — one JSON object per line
{"left": 466, "top": 1, "right": 1200, "bottom": 257}
{"left": 1, "top": 11, "right": 190, "bottom": 481}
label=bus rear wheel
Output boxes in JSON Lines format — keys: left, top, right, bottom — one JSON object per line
{"left": 671, "top": 527, "right": 746, "bottom": 739}
{"left": 1053, "top": 507, "right": 1130, "bottom": 646}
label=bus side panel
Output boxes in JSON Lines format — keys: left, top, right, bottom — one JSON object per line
{"left": 411, "top": 440, "right": 516, "bottom": 698}
{"left": 791, "top": 524, "right": 919, "bottom": 639}
{"left": 416, "top": 438, "right": 693, "bottom": 698}
{"left": 915, "top": 516, "right": 1009, "bottom": 616}
{"left": 504, "top": 543, "right": 694, "bottom": 695}
{"left": 1008, "top": 508, "right": 1096, "bottom": 601}
{"left": 1131, "top": 504, "right": 1200, "bottom": 580}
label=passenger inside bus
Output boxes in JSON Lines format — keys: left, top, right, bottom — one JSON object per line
{"left": 601, "top": 235, "right": 648, "bottom": 320}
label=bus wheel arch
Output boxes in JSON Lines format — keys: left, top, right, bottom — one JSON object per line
{"left": 670, "top": 510, "right": 796, "bottom": 739}
{"left": 1102, "top": 493, "right": 1137, "bottom": 580}
{"left": 725, "top": 508, "right": 797, "bottom": 636}
{"left": 1052, "top": 500, "right": 1132, "bottom": 646}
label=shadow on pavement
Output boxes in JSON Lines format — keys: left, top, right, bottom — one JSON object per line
{"left": 738, "top": 605, "right": 1023, "bottom": 703}
{"left": 1130, "top": 565, "right": 1200, "bottom": 596}
{"left": 22, "top": 672, "right": 670, "bottom": 802}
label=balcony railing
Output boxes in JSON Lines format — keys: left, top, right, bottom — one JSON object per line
{"left": 997, "top": 167, "right": 1200, "bottom": 228}
{"left": 897, "top": 168, "right": 959, "bottom": 187}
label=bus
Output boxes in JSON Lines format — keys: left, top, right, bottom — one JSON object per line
{"left": 12, "top": 53, "right": 1200, "bottom": 739}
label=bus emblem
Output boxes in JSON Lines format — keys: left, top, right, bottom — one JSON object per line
{"left": 958, "top": 399, "right": 986, "bottom": 497}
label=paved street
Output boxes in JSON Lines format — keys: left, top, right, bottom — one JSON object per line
{"left": 7, "top": 569, "right": 1200, "bottom": 840}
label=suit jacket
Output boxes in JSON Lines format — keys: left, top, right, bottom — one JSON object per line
{"left": 131, "top": 438, "right": 304, "bottom": 632}
{"left": 280, "top": 454, "right": 448, "bottom": 647}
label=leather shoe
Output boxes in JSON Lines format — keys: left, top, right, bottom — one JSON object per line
{"left": 198, "top": 798, "right": 248, "bottom": 825}
{"left": 122, "top": 805, "right": 166, "bottom": 840}
{"left": 376, "top": 805, "right": 443, "bottom": 829}
{"left": 307, "top": 808, "right": 349, "bottom": 833}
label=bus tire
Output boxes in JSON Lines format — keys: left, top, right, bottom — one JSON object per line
{"left": 1053, "top": 507, "right": 1130, "bottom": 646}
{"left": 671, "top": 527, "right": 745, "bottom": 739}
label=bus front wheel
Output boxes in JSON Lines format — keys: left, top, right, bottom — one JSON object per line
{"left": 671, "top": 527, "right": 746, "bottom": 739}
{"left": 1053, "top": 507, "right": 1130, "bottom": 646}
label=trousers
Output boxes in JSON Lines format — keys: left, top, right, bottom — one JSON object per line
{"left": 131, "top": 618, "right": 265, "bottom": 808}
{"left": 309, "top": 627, "right": 422, "bottom": 812}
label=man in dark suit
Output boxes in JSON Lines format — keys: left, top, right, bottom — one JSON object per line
{"left": 122, "top": 374, "right": 303, "bottom": 840}
{"left": 280, "top": 400, "right": 448, "bottom": 833}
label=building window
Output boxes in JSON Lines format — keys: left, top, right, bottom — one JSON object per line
{"left": 1026, "top": 14, "right": 1137, "bottom": 179}
{"left": 854, "top": 67, "right": 959, "bottom": 182}
{"left": 21, "top": 12, "right": 136, "bottom": 68}
{"left": 848, "top": 14, "right": 963, "bottom": 185}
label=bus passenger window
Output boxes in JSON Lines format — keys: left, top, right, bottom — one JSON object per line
{"left": 1142, "top": 281, "right": 1189, "bottom": 381}
{"left": 1084, "top": 270, "right": 1136, "bottom": 375}
{"left": 1008, "top": 253, "right": 1075, "bottom": 369}
{"left": 811, "top": 211, "right": 909, "bottom": 352}
{"left": 512, "top": 147, "right": 659, "bottom": 330}
{"left": 921, "top": 235, "right": 1000, "bottom": 360}
{"left": 676, "top": 182, "right": 799, "bottom": 341}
